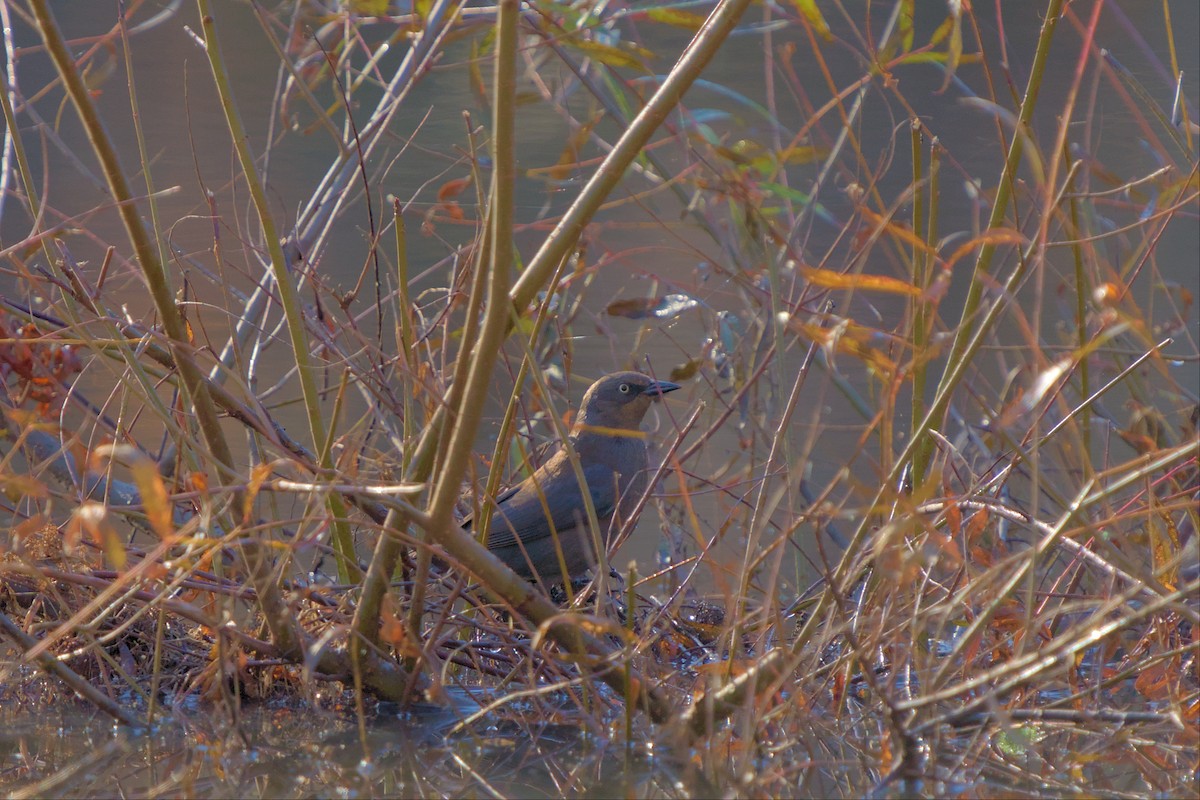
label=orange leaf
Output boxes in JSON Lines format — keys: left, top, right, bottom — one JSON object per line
{"left": 941, "top": 227, "right": 1027, "bottom": 272}
{"left": 969, "top": 544, "right": 994, "bottom": 568}
{"left": 439, "top": 201, "right": 465, "bottom": 221}
{"left": 188, "top": 470, "right": 209, "bottom": 495}
{"left": 945, "top": 503, "right": 962, "bottom": 538}
{"left": 436, "top": 176, "right": 472, "bottom": 203}
{"left": 2, "top": 474, "right": 48, "bottom": 502}
{"left": 859, "top": 207, "right": 937, "bottom": 256}
{"left": 965, "top": 509, "right": 990, "bottom": 545}
{"left": 1134, "top": 661, "right": 1174, "bottom": 701}
{"left": 800, "top": 264, "right": 920, "bottom": 296}
{"left": 70, "top": 502, "right": 126, "bottom": 570}
{"left": 787, "top": 318, "right": 898, "bottom": 375}
{"left": 129, "top": 456, "right": 173, "bottom": 540}
{"left": 245, "top": 462, "right": 274, "bottom": 523}
{"left": 547, "top": 111, "right": 604, "bottom": 182}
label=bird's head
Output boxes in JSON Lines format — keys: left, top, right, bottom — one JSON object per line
{"left": 574, "top": 371, "right": 680, "bottom": 434}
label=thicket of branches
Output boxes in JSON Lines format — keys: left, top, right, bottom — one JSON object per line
{"left": 1, "top": 1, "right": 1196, "bottom": 796}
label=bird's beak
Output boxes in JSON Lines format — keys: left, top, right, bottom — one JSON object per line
{"left": 644, "top": 379, "right": 681, "bottom": 398}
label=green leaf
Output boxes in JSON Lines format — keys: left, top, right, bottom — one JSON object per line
{"left": 995, "top": 725, "right": 1041, "bottom": 757}
{"left": 644, "top": 8, "right": 707, "bottom": 30}
{"left": 789, "top": 0, "right": 832, "bottom": 41}
{"left": 347, "top": 0, "right": 390, "bottom": 15}
{"left": 563, "top": 38, "right": 652, "bottom": 72}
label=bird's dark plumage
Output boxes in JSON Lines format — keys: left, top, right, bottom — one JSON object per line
{"left": 466, "top": 371, "right": 679, "bottom": 582}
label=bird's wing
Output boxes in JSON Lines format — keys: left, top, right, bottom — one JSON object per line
{"left": 482, "top": 461, "right": 618, "bottom": 551}
{"left": 459, "top": 484, "right": 521, "bottom": 529}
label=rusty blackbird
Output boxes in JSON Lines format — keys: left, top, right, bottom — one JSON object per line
{"left": 466, "top": 371, "right": 680, "bottom": 583}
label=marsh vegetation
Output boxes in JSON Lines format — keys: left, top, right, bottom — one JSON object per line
{"left": 1, "top": 1, "right": 1197, "bottom": 796}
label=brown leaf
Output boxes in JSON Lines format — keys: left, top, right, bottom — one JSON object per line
{"left": 606, "top": 293, "right": 699, "bottom": 320}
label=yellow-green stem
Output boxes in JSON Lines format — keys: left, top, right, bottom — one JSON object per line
{"left": 195, "top": 0, "right": 358, "bottom": 583}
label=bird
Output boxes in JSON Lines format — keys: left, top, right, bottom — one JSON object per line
{"left": 464, "top": 371, "right": 680, "bottom": 583}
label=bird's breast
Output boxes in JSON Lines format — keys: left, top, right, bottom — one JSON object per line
{"left": 574, "top": 432, "right": 648, "bottom": 473}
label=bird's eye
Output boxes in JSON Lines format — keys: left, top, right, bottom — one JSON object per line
{"left": 619, "top": 383, "right": 631, "bottom": 394}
